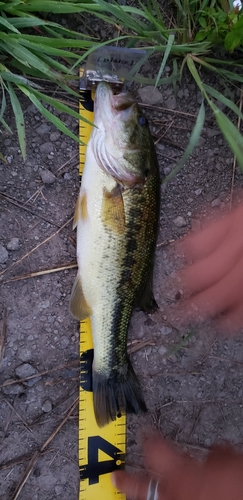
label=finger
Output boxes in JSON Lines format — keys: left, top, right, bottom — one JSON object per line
{"left": 180, "top": 210, "right": 232, "bottom": 262}
{"left": 180, "top": 258, "right": 243, "bottom": 322}
{"left": 111, "top": 471, "right": 152, "bottom": 500}
{"left": 143, "top": 436, "right": 183, "bottom": 476}
{"left": 178, "top": 235, "right": 242, "bottom": 296}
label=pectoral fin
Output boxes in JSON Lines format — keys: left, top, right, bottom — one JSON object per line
{"left": 70, "top": 274, "right": 92, "bottom": 320}
{"left": 101, "top": 185, "right": 125, "bottom": 234}
{"left": 73, "top": 191, "right": 88, "bottom": 229}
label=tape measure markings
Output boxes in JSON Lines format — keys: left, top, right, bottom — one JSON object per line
{"left": 78, "top": 79, "right": 126, "bottom": 500}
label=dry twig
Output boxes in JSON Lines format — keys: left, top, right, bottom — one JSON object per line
{"left": 0, "top": 217, "right": 73, "bottom": 279}
{"left": 10, "top": 398, "right": 78, "bottom": 500}
{"left": 0, "top": 192, "right": 60, "bottom": 228}
{"left": 0, "top": 262, "right": 77, "bottom": 285}
{"left": 0, "top": 307, "right": 7, "bottom": 363}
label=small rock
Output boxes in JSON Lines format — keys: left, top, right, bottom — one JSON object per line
{"left": 163, "top": 166, "right": 172, "bottom": 176}
{"left": 64, "top": 172, "right": 71, "bottom": 180}
{"left": 164, "top": 95, "right": 176, "bottom": 110}
{"left": 177, "top": 89, "right": 184, "bottom": 99}
{"left": 211, "top": 198, "right": 221, "bottom": 207}
{"left": 6, "top": 155, "right": 13, "bottom": 164}
{"left": 55, "top": 486, "right": 63, "bottom": 495}
{"left": 2, "top": 380, "right": 24, "bottom": 395}
{"left": 137, "top": 86, "right": 163, "bottom": 105}
{"left": 206, "top": 128, "right": 221, "bottom": 138}
{"left": 39, "top": 300, "right": 50, "bottom": 309}
{"left": 0, "top": 245, "right": 8, "bottom": 264}
{"left": 40, "top": 169, "right": 56, "bottom": 184}
{"left": 60, "top": 336, "right": 70, "bottom": 349}
{"left": 194, "top": 188, "right": 202, "bottom": 196}
{"left": 50, "top": 131, "right": 61, "bottom": 142}
{"left": 156, "top": 143, "right": 165, "bottom": 151}
{"left": 42, "top": 400, "right": 52, "bottom": 413}
{"left": 197, "top": 136, "right": 206, "bottom": 146}
{"left": 158, "top": 346, "right": 167, "bottom": 356}
{"left": 39, "top": 142, "right": 54, "bottom": 154}
{"left": 160, "top": 326, "right": 172, "bottom": 336}
{"left": 173, "top": 216, "right": 187, "bottom": 228}
{"left": 36, "top": 124, "right": 51, "bottom": 136}
{"left": 18, "top": 348, "right": 32, "bottom": 362}
{"left": 27, "top": 104, "right": 38, "bottom": 114}
{"left": 7, "top": 237, "right": 20, "bottom": 251}
{"left": 15, "top": 363, "right": 41, "bottom": 386}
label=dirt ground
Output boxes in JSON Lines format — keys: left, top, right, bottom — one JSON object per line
{"left": 1, "top": 17, "right": 243, "bottom": 500}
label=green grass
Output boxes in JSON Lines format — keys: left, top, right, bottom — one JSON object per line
{"left": 1, "top": 0, "right": 243, "bottom": 171}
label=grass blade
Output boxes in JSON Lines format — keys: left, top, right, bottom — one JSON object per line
{"left": 7, "top": 82, "right": 26, "bottom": 159}
{"left": 155, "top": 34, "right": 175, "bottom": 87}
{"left": 0, "top": 15, "right": 20, "bottom": 33}
{"left": 204, "top": 83, "right": 243, "bottom": 120}
{"left": 18, "top": 85, "right": 85, "bottom": 145}
{"left": 163, "top": 100, "right": 205, "bottom": 183}
{"left": 213, "top": 106, "right": 243, "bottom": 171}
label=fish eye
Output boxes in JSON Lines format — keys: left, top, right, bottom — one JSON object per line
{"left": 138, "top": 116, "right": 148, "bottom": 127}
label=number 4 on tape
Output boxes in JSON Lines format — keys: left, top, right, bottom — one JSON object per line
{"left": 78, "top": 88, "right": 126, "bottom": 500}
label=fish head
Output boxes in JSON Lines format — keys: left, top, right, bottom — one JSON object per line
{"left": 92, "top": 82, "right": 155, "bottom": 186}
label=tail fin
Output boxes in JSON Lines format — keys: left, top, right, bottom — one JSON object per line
{"left": 93, "top": 361, "right": 146, "bottom": 428}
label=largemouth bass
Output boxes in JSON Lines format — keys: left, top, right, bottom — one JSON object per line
{"left": 71, "top": 82, "right": 160, "bottom": 427}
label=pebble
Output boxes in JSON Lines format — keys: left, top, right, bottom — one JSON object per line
{"left": 55, "top": 486, "right": 63, "bottom": 495}
{"left": 7, "top": 237, "right": 20, "bottom": 251}
{"left": 40, "top": 169, "right": 56, "bottom": 184}
{"left": 15, "top": 363, "right": 41, "bottom": 386}
{"left": 211, "top": 198, "right": 221, "bottom": 207}
{"left": 7, "top": 155, "right": 13, "bottom": 164}
{"left": 164, "top": 95, "right": 176, "bottom": 110}
{"left": 163, "top": 166, "right": 172, "bottom": 176}
{"left": 18, "top": 348, "right": 32, "bottom": 362}
{"left": 50, "top": 131, "right": 61, "bottom": 142}
{"left": 39, "top": 300, "right": 50, "bottom": 309}
{"left": 42, "top": 399, "right": 52, "bottom": 413}
{"left": 137, "top": 86, "right": 163, "bottom": 105}
{"left": 177, "top": 89, "right": 184, "bottom": 99}
{"left": 173, "top": 216, "right": 187, "bottom": 228}
{"left": 207, "top": 128, "right": 221, "bottom": 138}
{"left": 0, "top": 245, "right": 8, "bottom": 263}
{"left": 194, "top": 188, "right": 202, "bottom": 196}
{"left": 2, "top": 380, "right": 24, "bottom": 395}
{"left": 160, "top": 326, "right": 172, "bottom": 336}
{"left": 27, "top": 104, "right": 38, "bottom": 114}
{"left": 197, "top": 136, "right": 206, "bottom": 146}
{"left": 39, "top": 142, "right": 54, "bottom": 154}
{"left": 158, "top": 346, "right": 167, "bottom": 356}
{"left": 156, "top": 143, "right": 165, "bottom": 151}
{"left": 60, "top": 336, "right": 70, "bottom": 349}
{"left": 36, "top": 124, "right": 51, "bottom": 136}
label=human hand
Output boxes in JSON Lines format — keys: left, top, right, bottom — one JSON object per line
{"left": 176, "top": 202, "right": 243, "bottom": 330}
{"left": 112, "top": 435, "right": 243, "bottom": 500}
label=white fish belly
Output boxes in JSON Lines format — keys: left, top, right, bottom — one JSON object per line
{"left": 76, "top": 143, "right": 125, "bottom": 373}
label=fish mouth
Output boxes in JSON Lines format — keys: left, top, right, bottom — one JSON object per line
{"left": 112, "top": 92, "right": 135, "bottom": 111}
{"left": 94, "top": 82, "right": 136, "bottom": 118}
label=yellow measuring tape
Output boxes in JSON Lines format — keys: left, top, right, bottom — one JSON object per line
{"left": 78, "top": 83, "right": 126, "bottom": 500}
